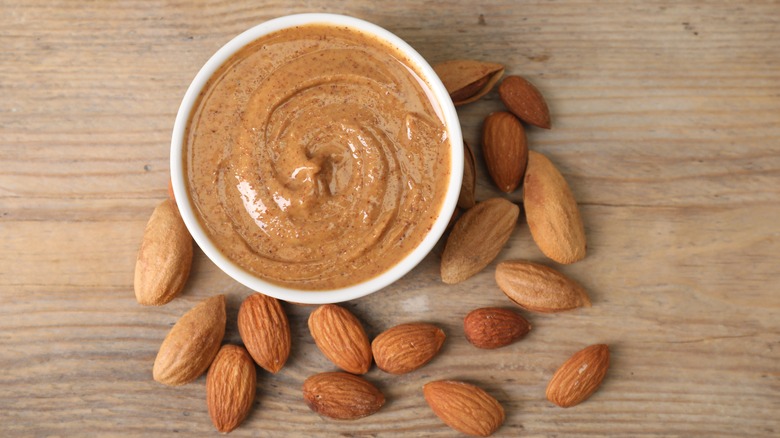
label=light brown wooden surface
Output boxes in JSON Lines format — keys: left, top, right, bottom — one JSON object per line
{"left": 1, "top": 1, "right": 779, "bottom": 436}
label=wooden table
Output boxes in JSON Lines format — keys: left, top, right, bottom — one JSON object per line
{"left": 2, "top": 1, "right": 778, "bottom": 436}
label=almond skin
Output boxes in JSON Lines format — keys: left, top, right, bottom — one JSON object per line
{"left": 433, "top": 60, "right": 505, "bottom": 106}
{"left": 206, "top": 345, "right": 256, "bottom": 433}
{"left": 547, "top": 344, "right": 610, "bottom": 408}
{"left": 458, "top": 141, "right": 477, "bottom": 209}
{"left": 372, "top": 323, "right": 446, "bottom": 374}
{"left": 303, "top": 372, "right": 385, "bottom": 420}
{"left": 134, "top": 199, "right": 192, "bottom": 306}
{"left": 523, "top": 151, "right": 587, "bottom": 264}
{"left": 464, "top": 307, "right": 531, "bottom": 349}
{"left": 237, "top": 293, "right": 291, "bottom": 374}
{"left": 441, "top": 198, "right": 520, "bottom": 284}
{"left": 423, "top": 380, "right": 505, "bottom": 437}
{"left": 308, "top": 304, "right": 372, "bottom": 375}
{"left": 495, "top": 260, "right": 591, "bottom": 313}
{"left": 153, "top": 294, "right": 226, "bottom": 386}
{"left": 482, "top": 111, "right": 528, "bottom": 193}
{"left": 498, "top": 75, "right": 551, "bottom": 129}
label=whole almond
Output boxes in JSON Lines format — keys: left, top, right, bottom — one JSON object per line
{"left": 495, "top": 260, "right": 591, "bottom": 313}
{"left": 547, "top": 344, "right": 610, "bottom": 407}
{"left": 523, "top": 151, "right": 587, "bottom": 264}
{"left": 237, "top": 293, "right": 291, "bottom": 374}
{"left": 441, "top": 198, "right": 519, "bottom": 284}
{"left": 206, "top": 345, "right": 256, "bottom": 433}
{"left": 303, "top": 372, "right": 385, "bottom": 420}
{"left": 308, "top": 304, "right": 372, "bottom": 374}
{"left": 482, "top": 111, "right": 528, "bottom": 193}
{"left": 134, "top": 199, "right": 192, "bottom": 306}
{"left": 433, "top": 60, "right": 505, "bottom": 106}
{"left": 153, "top": 294, "right": 226, "bottom": 386}
{"left": 458, "top": 141, "right": 477, "bottom": 209}
{"left": 464, "top": 307, "right": 531, "bottom": 349}
{"left": 498, "top": 75, "right": 551, "bottom": 129}
{"left": 423, "top": 380, "right": 505, "bottom": 437}
{"left": 371, "top": 323, "right": 446, "bottom": 374}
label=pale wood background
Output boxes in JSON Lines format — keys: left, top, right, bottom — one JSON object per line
{"left": 1, "top": 1, "right": 779, "bottom": 436}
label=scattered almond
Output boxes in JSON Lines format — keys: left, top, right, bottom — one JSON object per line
{"left": 498, "top": 75, "right": 551, "bottom": 129}
{"left": 153, "top": 294, "right": 226, "bottom": 386}
{"left": 482, "top": 111, "right": 528, "bottom": 193}
{"left": 433, "top": 60, "right": 505, "bottom": 106}
{"left": 423, "top": 380, "right": 505, "bottom": 437}
{"left": 458, "top": 141, "right": 477, "bottom": 209}
{"left": 372, "top": 323, "right": 446, "bottom": 374}
{"left": 206, "top": 345, "right": 256, "bottom": 433}
{"left": 237, "top": 293, "right": 291, "bottom": 374}
{"left": 523, "top": 151, "right": 587, "bottom": 264}
{"left": 546, "top": 344, "right": 610, "bottom": 408}
{"left": 441, "top": 198, "right": 519, "bottom": 284}
{"left": 303, "top": 372, "right": 385, "bottom": 420}
{"left": 496, "top": 260, "right": 591, "bottom": 313}
{"left": 308, "top": 304, "right": 373, "bottom": 374}
{"left": 464, "top": 307, "right": 531, "bottom": 349}
{"left": 134, "top": 199, "right": 192, "bottom": 306}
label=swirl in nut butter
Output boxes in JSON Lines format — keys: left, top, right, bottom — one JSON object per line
{"left": 185, "top": 25, "right": 451, "bottom": 289}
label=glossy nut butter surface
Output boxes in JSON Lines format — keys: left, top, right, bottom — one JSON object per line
{"left": 185, "top": 24, "right": 451, "bottom": 290}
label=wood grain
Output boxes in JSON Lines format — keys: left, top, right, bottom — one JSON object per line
{"left": 1, "top": 1, "right": 779, "bottom": 436}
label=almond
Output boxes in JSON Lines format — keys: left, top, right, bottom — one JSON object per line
{"left": 463, "top": 307, "right": 531, "bottom": 349}
{"left": 495, "top": 260, "right": 591, "bottom": 313}
{"left": 433, "top": 60, "right": 504, "bottom": 106}
{"left": 237, "top": 293, "right": 291, "bottom": 374}
{"left": 206, "top": 345, "right": 256, "bottom": 433}
{"left": 546, "top": 344, "right": 610, "bottom": 408}
{"left": 134, "top": 199, "right": 192, "bottom": 306}
{"left": 441, "top": 198, "right": 519, "bottom": 284}
{"left": 423, "top": 380, "right": 505, "bottom": 437}
{"left": 303, "top": 372, "right": 385, "bottom": 420}
{"left": 308, "top": 304, "right": 372, "bottom": 374}
{"left": 498, "top": 75, "right": 551, "bottom": 129}
{"left": 523, "top": 151, "right": 587, "bottom": 264}
{"left": 372, "top": 323, "right": 446, "bottom": 374}
{"left": 458, "top": 141, "right": 477, "bottom": 209}
{"left": 153, "top": 294, "right": 226, "bottom": 386}
{"left": 482, "top": 111, "right": 528, "bottom": 193}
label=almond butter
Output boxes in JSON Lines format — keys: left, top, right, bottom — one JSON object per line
{"left": 423, "top": 380, "right": 505, "bottom": 437}
{"left": 153, "top": 294, "right": 226, "bottom": 386}
{"left": 482, "top": 111, "right": 528, "bottom": 193}
{"left": 458, "top": 141, "right": 477, "bottom": 209}
{"left": 206, "top": 344, "right": 256, "bottom": 433}
{"left": 433, "top": 60, "right": 504, "bottom": 106}
{"left": 134, "top": 199, "right": 192, "bottom": 306}
{"left": 371, "top": 323, "right": 445, "bottom": 374}
{"left": 546, "top": 344, "right": 610, "bottom": 408}
{"left": 495, "top": 260, "right": 591, "bottom": 313}
{"left": 308, "top": 304, "right": 372, "bottom": 374}
{"left": 498, "top": 75, "right": 551, "bottom": 129}
{"left": 441, "top": 198, "right": 519, "bottom": 284}
{"left": 303, "top": 372, "right": 385, "bottom": 420}
{"left": 237, "top": 293, "right": 291, "bottom": 374}
{"left": 464, "top": 307, "right": 531, "bottom": 349}
{"left": 523, "top": 151, "right": 587, "bottom": 264}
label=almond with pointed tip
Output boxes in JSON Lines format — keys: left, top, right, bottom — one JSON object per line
{"left": 546, "top": 344, "right": 610, "bottom": 407}
{"left": 441, "top": 198, "right": 519, "bottom": 284}
{"left": 237, "top": 293, "right": 291, "bottom": 373}
{"left": 482, "top": 111, "right": 528, "bottom": 193}
{"left": 458, "top": 141, "right": 477, "bottom": 209}
{"left": 495, "top": 260, "right": 591, "bottom": 313}
{"left": 371, "top": 323, "right": 446, "bottom": 374}
{"left": 153, "top": 294, "right": 226, "bottom": 386}
{"left": 433, "top": 60, "right": 505, "bottom": 106}
{"left": 499, "top": 75, "right": 551, "bottom": 129}
{"left": 423, "top": 380, "right": 505, "bottom": 437}
{"left": 464, "top": 307, "right": 531, "bottom": 349}
{"left": 308, "top": 304, "right": 372, "bottom": 374}
{"left": 523, "top": 151, "right": 587, "bottom": 264}
{"left": 303, "top": 372, "right": 385, "bottom": 420}
{"left": 206, "top": 344, "right": 256, "bottom": 433}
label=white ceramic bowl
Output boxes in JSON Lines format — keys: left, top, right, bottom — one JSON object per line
{"left": 170, "top": 13, "right": 463, "bottom": 304}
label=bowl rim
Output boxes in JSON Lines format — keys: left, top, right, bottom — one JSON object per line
{"left": 170, "top": 13, "right": 463, "bottom": 304}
